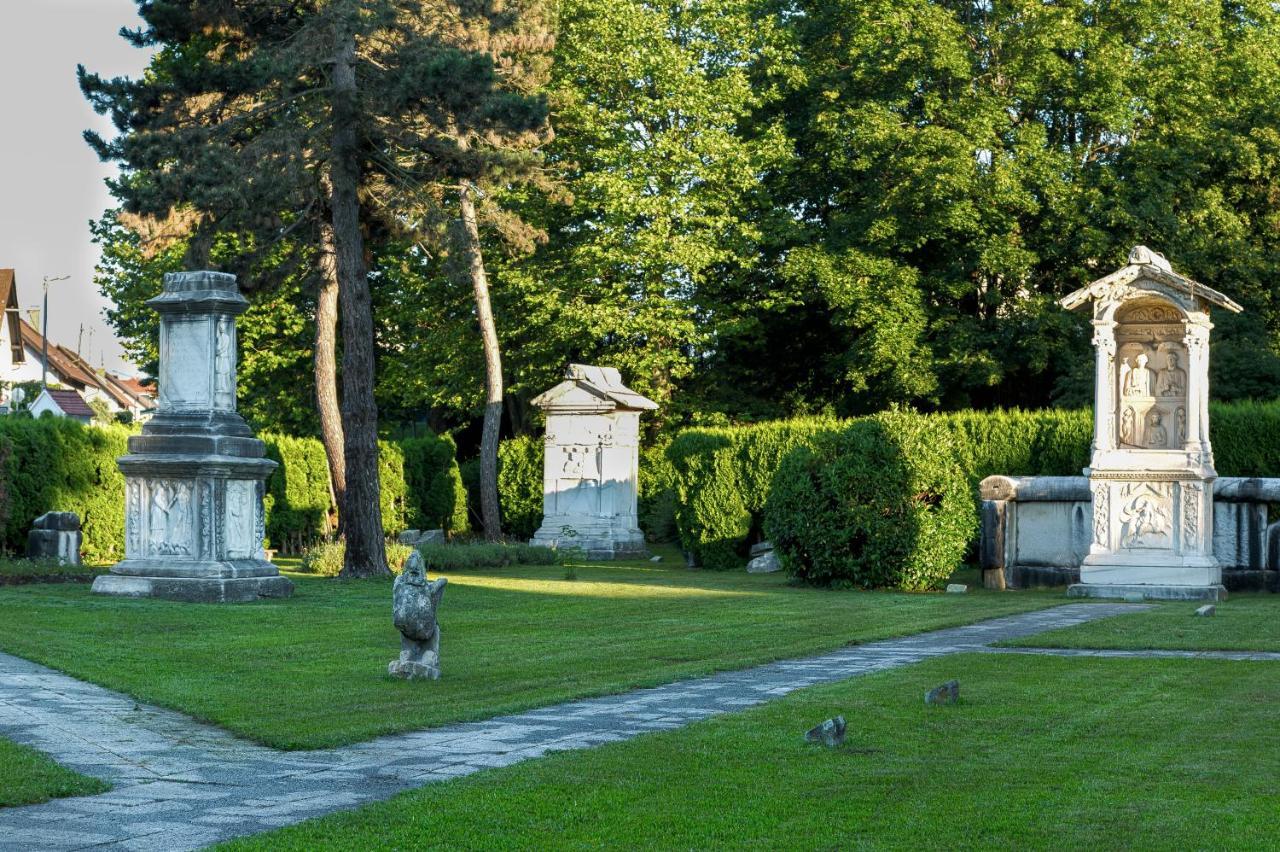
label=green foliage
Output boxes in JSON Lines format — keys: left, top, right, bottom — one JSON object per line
{"left": 496, "top": 436, "right": 544, "bottom": 541}
{"left": 299, "top": 540, "right": 415, "bottom": 578}
{"left": 0, "top": 419, "right": 129, "bottom": 564}
{"left": 262, "top": 434, "right": 333, "bottom": 553}
{"left": 666, "top": 418, "right": 838, "bottom": 568}
{"left": 416, "top": 541, "right": 562, "bottom": 572}
{"left": 378, "top": 442, "right": 410, "bottom": 538}
{"left": 639, "top": 439, "right": 678, "bottom": 543}
{"left": 764, "top": 410, "right": 975, "bottom": 590}
{"left": 401, "top": 432, "right": 469, "bottom": 535}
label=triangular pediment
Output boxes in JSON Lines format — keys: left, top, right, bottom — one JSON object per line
{"left": 531, "top": 363, "right": 658, "bottom": 413}
{"left": 1060, "top": 246, "right": 1242, "bottom": 314}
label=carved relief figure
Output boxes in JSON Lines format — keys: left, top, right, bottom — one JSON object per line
{"left": 1120, "top": 407, "right": 1136, "bottom": 445}
{"left": 1175, "top": 407, "right": 1186, "bottom": 444}
{"left": 1146, "top": 412, "right": 1168, "bottom": 449}
{"left": 214, "top": 316, "right": 235, "bottom": 407}
{"left": 562, "top": 446, "right": 588, "bottom": 479}
{"left": 1092, "top": 484, "right": 1109, "bottom": 548}
{"left": 1123, "top": 353, "right": 1152, "bottom": 396}
{"left": 1118, "top": 358, "right": 1131, "bottom": 399}
{"left": 1156, "top": 351, "right": 1186, "bottom": 397}
{"left": 1118, "top": 483, "right": 1172, "bottom": 549}
{"left": 148, "top": 481, "right": 192, "bottom": 556}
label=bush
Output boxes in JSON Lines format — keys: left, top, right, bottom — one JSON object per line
{"left": 416, "top": 540, "right": 563, "bottom": 571}
{"left": 263, "top": 434, "right": 333, "bottom": 552}
{"left": 402, "top": 432, "right": 469, "bottom": 535}
{"left": 667, "top": 418, "right": 838, "bottom": 569}
{"left": 298, "top": 539, "right": 415, "bottom": 577}
{"left": 0, "top": 419, "right": 129, "bottom": 563}
{"left": 497, "top": 435, "right": 543, "bottom": 540}
{"left": 765, "top": 410, "right": 976, "bottom": 590}
{"left": 639, "top": 439, "right": 678, "bottom": 542}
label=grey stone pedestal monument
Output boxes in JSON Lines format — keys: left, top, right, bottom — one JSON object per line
{"left": 529, "top": 365, "right": 657, "bottom": 559}
{"left": 91, "top": 271, "right": 293, "bottom": 603}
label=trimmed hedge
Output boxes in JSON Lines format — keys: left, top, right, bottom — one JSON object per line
{"left": 0, "top": 419, "right": 129, "bottom": 564}
{"left": 402, "top": 433, "right": 470, "bottom": 536}
{"left": 667, "top": 400, "right": 1280, "bottom": 577}
{"left": 263, "top": 434, "right": 333, "bottom": 553}
{"left": 0, "top": 419, "right": 466, "bottom": 560}
{"left": 765, "top": 410, "right": 976, "bottom": 590}
{"left": 666, "top": 418, "right": 838, "bottom": 569}
{"left": 497, "top": 436, "right": 544, "bottom": 541}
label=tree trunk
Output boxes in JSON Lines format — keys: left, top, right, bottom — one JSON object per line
{"left": 329, "top": 17, "right": 389, "bottom": 577}
{"left": 315, "top": 218, "right": 345, "bottom": 536}
{"left": 459, "top": 183, "right": 504, "bottom": 541}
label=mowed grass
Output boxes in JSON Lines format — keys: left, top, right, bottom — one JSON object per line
{"left": 0, "top": 551, "right": 1063, "bottom": 749}
{"left": 1003, "top": 593, "right": 1280, "bottom": 651}
{"left": 0, "top": 739, "right": 109, "bottom": 808}
{"left": 219, "top": 653, "right": 1280, "bottom": 850}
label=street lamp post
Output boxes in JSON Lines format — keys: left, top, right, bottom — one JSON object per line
{"left": 40, "top": 275, "right": 69, "bottom": 389}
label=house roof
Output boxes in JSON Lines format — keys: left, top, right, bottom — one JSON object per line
{"left": 40, "top": 388, "right": 94, "bottom": 418}
{"left": 531, "top": 363, "right": 659, "bottom": 413}
{"left": 18, "top": 319, "right": 100, "bottom": 388}
{"left": 1060, "top": 246, "right": 1244, "bottom": 314}
{"left": 0, "top": 270, "right": 21, "bottom": 359}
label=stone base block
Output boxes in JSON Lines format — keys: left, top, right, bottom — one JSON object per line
{"left": 388, "top": 660, "right": 441, "bottom": 680}
{"left": 530, "top": 530, "right": 648, "bottom": 561}
{"left": 91, "top": 573, "right": 294, "bottom": 603}
{"left": 1067, "top": 583, "right": 1227, "bottom": 602}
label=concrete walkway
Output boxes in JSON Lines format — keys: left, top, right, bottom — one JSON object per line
{"left": 0, "top": 604, "right": 1147, "bottom": 850}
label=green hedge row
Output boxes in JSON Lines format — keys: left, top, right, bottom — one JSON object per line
{"left": 0, "top": 418, "right": 129, "bottom": 564}
{"left": 666, "top": 401, "right": 1280, "bottom": 581}
{"left": 0, "top": 419, "right": 467, "bottom": 561}
{"left": 665, "top": 418, "right": 839, "bottom": 569}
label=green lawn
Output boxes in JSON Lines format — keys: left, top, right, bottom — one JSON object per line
{"left": 0, "top": 551, "right": 1063, "bottom": 749}
{"left": 219, "top": 653, "right": 1280, "bottom": 850}
{"left": 1002, "top": 593, "right": 1280, "bottom": 651}
{"left": 0, "top": 738, "right": 109, "bottom": 808}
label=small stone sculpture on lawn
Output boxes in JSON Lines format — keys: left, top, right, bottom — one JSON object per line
{"left": 924, "top": 680, "right": 960, "bottom": 706}
{"left": 804, "top": 715, "right": 846, "bottom": 748}
{"left": 389, "top": 550, "right": 448, "bottom": 680}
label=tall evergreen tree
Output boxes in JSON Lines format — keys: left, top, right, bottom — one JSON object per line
{"left": 82, "top": 0, "right": 555, "bottom": 565}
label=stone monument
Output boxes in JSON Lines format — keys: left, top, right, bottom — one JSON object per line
{"left": 1060, "top": 246, "right": 1242, "bottom": 601}
{"left": 91, "top": 271, "right": 294, "bottom": 603}
{"left": 390, "top": 551, "right": 447, "bottom": 680}
{"left": 529, "top": 364, "right": 657, "bottom": 559}
{"left": 27, "top": 512, "right": 81, "bottom": 565}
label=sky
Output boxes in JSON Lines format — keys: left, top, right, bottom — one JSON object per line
{"left": 0, "top": 0, "right": 152, "bottom": 376}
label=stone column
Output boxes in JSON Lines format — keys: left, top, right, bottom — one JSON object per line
{"left": 1091, "top": 318, "right": 1117, "bottom": 453}
{"left": 92, "top": 271, "right": 294, "bottom": 603}
{"left": 1183, "top": 321, "right": 1211, "bottom": 457}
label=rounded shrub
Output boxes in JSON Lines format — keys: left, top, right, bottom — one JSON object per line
{"left": 497, "top": 435, "right": 544, "bottom": 540}
{"left": 764, "top": 409, "right": 976, "bottom": 590}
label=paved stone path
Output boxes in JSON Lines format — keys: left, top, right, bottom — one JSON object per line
{"left": 0, "top": 604, "right": 1146, "bottom": 850}
{"left": 985, "top": 646, "right": 1280, "bottom": 662}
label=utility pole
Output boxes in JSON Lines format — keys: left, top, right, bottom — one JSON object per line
{"left": 76, "top": 323, "right": 84, "bottom": 357}
{"left": 40, "top": 275, "right": 68, "bottom": 389}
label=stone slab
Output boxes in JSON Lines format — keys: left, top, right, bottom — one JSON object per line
{"left": 1067, "top": 582, "right": 1227, "bottom": 602}
{"left": 91, "top": 574, "right": 294, "bottom": 603}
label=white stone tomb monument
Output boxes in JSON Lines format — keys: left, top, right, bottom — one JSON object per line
{"left": 1060, "top": 246, "right": 1242, "bottom": 601}
{"left": 529, "top": 364, "right": 657, "bottom": 559}
{"left": 92, "top": 271, "right": 294, "bottom": 602}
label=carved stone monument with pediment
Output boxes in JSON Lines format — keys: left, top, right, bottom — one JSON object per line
{"left": 92, "top": 271, "right": 294, "bottom": 603}
{"left": 1060, "top": 246, "right": 1242, "bottom": 601}
{"left": 529, "top": 365, "right": 658, "bottom": 559}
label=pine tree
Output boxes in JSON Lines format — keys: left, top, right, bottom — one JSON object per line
{"left": 82, "top": 0, "right": 556, "bottom": 564}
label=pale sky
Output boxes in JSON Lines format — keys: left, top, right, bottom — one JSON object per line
{"left": 0, "top": 0, "right": 152, "bottom": 375}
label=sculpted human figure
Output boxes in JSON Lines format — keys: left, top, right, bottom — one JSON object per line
{"left": 1147, "top": 412, "right": 1168, "bottom": 449}
{"left": 1120, "top": 406, "right": 1136, "bottom": 445}
{"left": 1124, "top": 353, "right": 1152, "bottom": 396}
{"left": 1157, "top": 351, "right": 1187, "bottom": 397}
{"left": 1175, "top": 407, "right": 1187, "bottom": 444}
